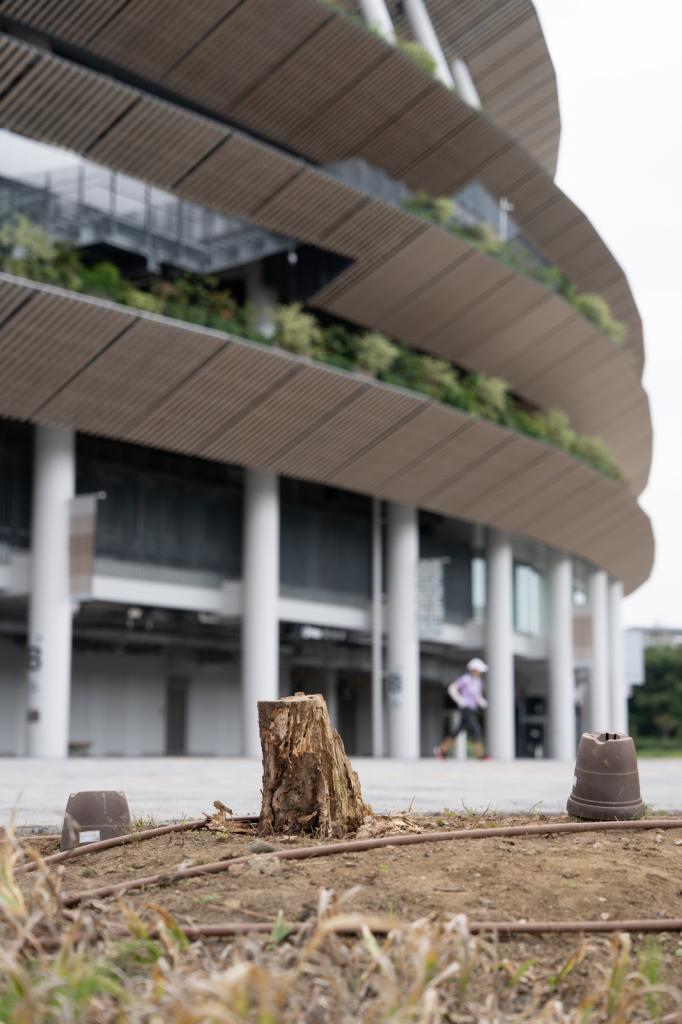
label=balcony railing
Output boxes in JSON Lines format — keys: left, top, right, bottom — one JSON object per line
{"left": 0, "top": 164, "right": 292, "bottom": 275}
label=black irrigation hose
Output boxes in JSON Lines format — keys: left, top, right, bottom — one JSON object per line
{"left": 60, "top": 816, "right": 682, "bottom": 908}
{"left": 16, "top": 815, "right": 259, "bottom": 876}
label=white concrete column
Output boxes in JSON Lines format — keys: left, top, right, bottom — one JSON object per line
{"left": 27, "top": 425, "right": 75, "bottom": 757}
{"left": 588, "top": 569, "right": 610, "bottom": 732}
{"left": 609, "top": 579, "right": 627, "bottom": 734}
{"left": 241, "top": 469, "right": 279, "bottom": 756}
{"left": 245, "top": 262, "right": 277, "bottom": 339}
{"left": 403, "top": 0, "right": 455, "bottom": 87}
{"left": 324, "top": 668, "right": 338, "bottom": 729}
{"left": 371, "top": 497, "right": 384, "bottom": 757}
{"left": 485, "top": 530, "right": 515, "bottom": 759}
{"left": 387, "top": 503, "right": 419, "bottom": 758}
{"left": 358, "top": 0, "right": 395, "bottom": 41}
{"left": 548, "top": 554, "right": 575, "bottom": 760}
{"left": 451, "top": 57, "right": 481, "bottom": 108}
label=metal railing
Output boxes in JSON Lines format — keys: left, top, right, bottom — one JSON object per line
{"left": 0, "top": 158, "right": 549, "bottom": 283}
{"left": 0, "top": 163, "right": 293, "bottom": 274}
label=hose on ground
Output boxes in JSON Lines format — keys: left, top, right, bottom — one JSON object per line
{"left": 135, "top": 917, "right": 682, "bottom": 938}
{"left": 16, "top": 815, "right": 259, "bottom": 876}
{"left": 59, "top": 815, "right": 682, "bottom": 908}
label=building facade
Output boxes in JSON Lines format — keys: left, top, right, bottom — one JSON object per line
{"left": 0, "top": 0, "right": 653, "bottom": 758}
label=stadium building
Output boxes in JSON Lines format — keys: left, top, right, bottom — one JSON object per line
{"left": 0, "top": 0, "right": 653, "bottom": 759}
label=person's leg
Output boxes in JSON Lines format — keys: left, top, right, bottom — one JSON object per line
{"left": 464, "top": 709, "right": 486, "bottom": 758}
{"left": 435, "top": 711, "right": 462, "bottom": 757}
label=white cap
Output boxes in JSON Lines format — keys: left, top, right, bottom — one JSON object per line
{"left": 467, "top": 657, "right": 488, "bottom": 673}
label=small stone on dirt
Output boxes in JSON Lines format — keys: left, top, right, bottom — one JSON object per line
{"left": 562, "top": 868, "right": 579, "bottom": 879}
{"left": 249, "top": 839, "right": 277, "bottom": 854}
{"left": 245, "top": 855, "right": 281, "bottom": 876}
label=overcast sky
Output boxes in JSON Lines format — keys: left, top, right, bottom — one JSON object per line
{"left": 534, "top": 0, "right": 682, "bottom": 627}
{"left": 1, "top": 2, "right": 679, "bottom": 627}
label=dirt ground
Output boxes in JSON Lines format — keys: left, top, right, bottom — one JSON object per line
{"left": 10, "top": 815, "right": 682, "bottom": 1021}
{"left": 19, "top": 814, "right": 682, "bottom": 958}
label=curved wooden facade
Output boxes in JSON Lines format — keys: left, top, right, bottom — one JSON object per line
{"left": 0, "top": 0, "right": 642, "bottom": 375}
{"left": 0, "top": 275, "right": 653, "bottom": 593}
{"left": 0, "top": 35, "right": 652, "bottom": 494}
{"left": 0, "top": 1, "right": 654, "bottom": 592}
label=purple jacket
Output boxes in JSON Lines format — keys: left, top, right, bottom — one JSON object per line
{"left": 448, "top": 673, "right": 483, "bottom": 710}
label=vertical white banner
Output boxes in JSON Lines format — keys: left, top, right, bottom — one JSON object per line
{"left": 69, "top": 493, "right": 100, "bottom": 599}
{"left": 417, "top": 557, "right": 446, "bottom": 641}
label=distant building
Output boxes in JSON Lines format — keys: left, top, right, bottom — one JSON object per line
{"left": 0, "top": 0, "right": 653, "bottom": 759}
{"left": 625, "top": 628, "right": 682, "bottom": 688}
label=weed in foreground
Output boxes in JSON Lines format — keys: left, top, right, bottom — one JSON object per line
{"left": 0, "top": 829, "right": 681, "bottom": 1021}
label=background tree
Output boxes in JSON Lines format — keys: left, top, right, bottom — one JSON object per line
{"left": 629, "top": 645, "right": 682, "bottom": 738}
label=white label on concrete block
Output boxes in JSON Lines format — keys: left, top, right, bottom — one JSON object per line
{"left": 78, "top": 830, "right": 100, "bottom": 844}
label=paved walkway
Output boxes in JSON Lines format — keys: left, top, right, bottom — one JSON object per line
{"left": 1, "top": 757, "right": 681, "bottom": 829}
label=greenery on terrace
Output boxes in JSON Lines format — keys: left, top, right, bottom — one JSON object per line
{"left": 322, "top": 1, "right": 439, "bottom": 79}
{"left": 401, "top": 192, "right": 628, "bottom": 344}
{"left": 0, "top": 215, "right": 622, "bottom": 481}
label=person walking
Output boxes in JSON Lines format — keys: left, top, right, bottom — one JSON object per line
{"left": 434, "top": 657, "right": 489, "bottom": 760}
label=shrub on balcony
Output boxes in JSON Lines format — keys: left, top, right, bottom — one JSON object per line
{"left": 321, "top": 322, "right": 358, "bottom": 370}
{"left": 572, "top": 292, "right": 627, "bottom": 343}
{"left": 274, "top": 302, "right": 324, "bottom": 358}
{"left": 0, "top": 218, "right": 624, "bottom": 482}
{"left": 457, "top": 221, "right": 503, "bottom": 257}
{"left": 380, "top": 346, "right": 427, "bottom": 392}
{"left": 402, "top": 193, "right": 628, "bottom": 344}
{"left": 80, "top": 261, "right": 127, "bottom": 303}
{"left": 354, "top": 332, "right": 399, "bottom": 376}
{"left": 537, "top": 408, "right": 577, "bottom": 450}
{"left": 0, "top": 214, "right": 55, "bottom": 265}
{"left": 402, "top": 192, "right": 455, "bottom": 227}
{"left": 470, "top": 374, "right": 509, "bottom": 419}
{"left": 396, "top": 37, "right": 438, "bottom": 77}
{"left": 419, "top": 356, "right": 461, "bottom": 401}
{"left": 570, "top": 435, "right": 621, "bottom": 479}
{"left": 123, "top": 287, "right": 164, "bottom": 315}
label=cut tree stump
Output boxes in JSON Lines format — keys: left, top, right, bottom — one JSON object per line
{"left": 258, "top": 692, "right": 370, "bottom": 837}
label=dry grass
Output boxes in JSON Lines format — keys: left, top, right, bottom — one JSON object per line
{"left": 1, "top": 829, "right": 681, "bottom": 1023}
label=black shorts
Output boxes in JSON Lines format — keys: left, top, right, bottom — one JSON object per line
{"left": 446, "top": 707, "right": 483, "bottom": 742}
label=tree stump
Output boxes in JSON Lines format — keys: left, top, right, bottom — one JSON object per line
{"left": 258, "top": 692, "right": 370, "bottom": 837}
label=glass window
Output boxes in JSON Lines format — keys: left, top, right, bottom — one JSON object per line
{"left": 280, "top": 479, "right": 371, "bottom": 599}
{"left": 77, "top": 435, "right": 242, "bottom": 575}
{"left": 514, "top": 563, "right": 544, "bottom": 636}
{"left": 471, "top": 555, "right": 486, "bottom": 623}
{"left": 0, "top": 421, "right": 32, "bottom": 548}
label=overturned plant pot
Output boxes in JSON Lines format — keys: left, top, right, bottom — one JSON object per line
{"left": 567, "top": 732, "right": 645, "bottom": 821}
{"left": 60, "top": 790, "right": 132, "bottom": 851}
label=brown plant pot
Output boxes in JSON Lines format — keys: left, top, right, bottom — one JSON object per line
{"left": 60, "top": 790, "right": 131, "bottom": 851}
{"left": 567, "top": 732, "right": 645, "bottom": 821}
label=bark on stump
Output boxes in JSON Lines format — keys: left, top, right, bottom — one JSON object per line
{"left": 258, "top": 693, "right": 370, "bottom": 837}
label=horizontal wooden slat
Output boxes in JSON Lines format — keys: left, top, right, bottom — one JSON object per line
{"left": 0, "top": 1, "right": 642, "bottom": 372}
{"left": 0, "top": 276, "right": 653, "bottom": 593}
{"left": 0, "top": 288, "right": 134, "bottom": 418}
{"left": 0, "top": 37, "right": 650, "bottom": 492}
